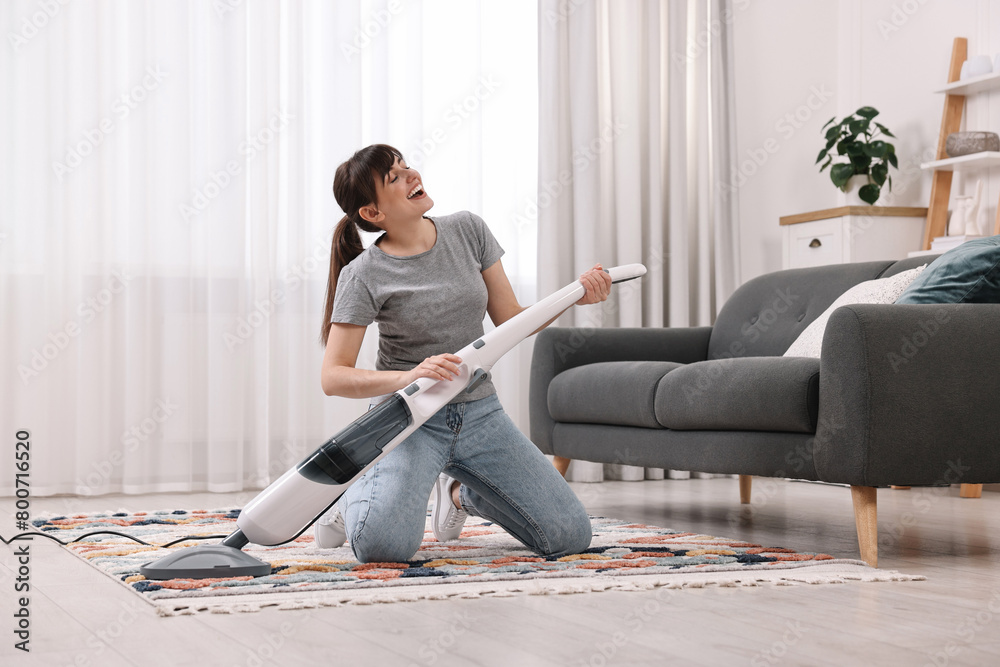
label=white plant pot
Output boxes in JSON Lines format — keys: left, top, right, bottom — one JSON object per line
{"left": 843, "top": 174, "right": 873, "bottom": 206}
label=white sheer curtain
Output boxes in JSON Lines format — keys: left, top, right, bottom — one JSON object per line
{"left": 537, "top": 0, "right": 742, "bottom": 482}
{"left": 0, "top": 0, "right": 537, "bottom": 499}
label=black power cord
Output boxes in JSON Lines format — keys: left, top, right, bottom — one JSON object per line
{"left": 1, "top": 530, "right": 228, "bottom": 548}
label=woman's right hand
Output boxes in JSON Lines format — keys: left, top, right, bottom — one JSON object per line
{"left": 402, "top": 353, "right": 464, "bottom": 386}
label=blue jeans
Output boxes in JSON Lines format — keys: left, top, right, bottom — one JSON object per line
{"left": 336, "top": 393, "right": 592, "bottom": 563}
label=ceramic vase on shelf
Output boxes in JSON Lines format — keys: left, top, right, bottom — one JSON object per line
{"left": 949, "top": 179, "right": 985, "bottom": 236}
{"left": 949, "top": 197, "right": 971, "bottom": 235}
{"left": 960, "top": 55, "right": 993, "bottom": 80}
{"left": 843, "top": 174, "right": 872, "bottom": 206}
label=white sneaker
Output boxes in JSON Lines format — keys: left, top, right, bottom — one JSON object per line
{"left": 313, "top": 507, "right": 346, "bottom": 549}
{"left": 432, "top": 473, "right": 469, "bottom": 542}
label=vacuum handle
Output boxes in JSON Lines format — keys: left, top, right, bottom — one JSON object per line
{"left": 604, "top": 263, "right": 647, "bottom": 284}
{"left": 446, "top": 262, "right": 647, "bottom": 372}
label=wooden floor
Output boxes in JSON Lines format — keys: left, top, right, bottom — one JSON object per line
{"left": 3, "top": 478, "right": 1000, "bottom": 666}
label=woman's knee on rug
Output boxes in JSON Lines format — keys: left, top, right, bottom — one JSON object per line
{"left": 349, "top": 527, "right": 422, "bottom": 564}
{"left": 545, "top": 510, "right": 593, "bottom": 557}
{"left": 526, "top": 506, "right": 592, "bottom": 558}
{"left": 531, "top": 482, "right": 593, "bottom": 557}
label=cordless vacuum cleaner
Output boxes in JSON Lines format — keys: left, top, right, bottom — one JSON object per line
{"left": 140, "top": 263, "right": 647, "bottom": 579}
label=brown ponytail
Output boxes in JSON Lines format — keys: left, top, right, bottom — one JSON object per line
{"left": 320, "top": 144, "right": 404, "bottom": 345}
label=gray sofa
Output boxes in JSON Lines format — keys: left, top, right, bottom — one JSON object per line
{"left": 530, "top": 255, "right": 1000, "bottom": 566}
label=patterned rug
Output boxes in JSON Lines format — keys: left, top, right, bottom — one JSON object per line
{"left": 30, "top": 508, "right": 923, "bottom": 615}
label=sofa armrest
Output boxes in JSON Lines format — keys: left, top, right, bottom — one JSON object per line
{"left": 815, "top": 303, "right": 1000, "bottom": 486}
{"left": 529, "top": 326, "right": 713, "bottom": 454}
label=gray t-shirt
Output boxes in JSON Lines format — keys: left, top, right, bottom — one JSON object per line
{"left": 331, "top": 210, "right": 505, "bottom": 403}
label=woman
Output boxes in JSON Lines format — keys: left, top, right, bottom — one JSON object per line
{"left": 315, "top": 144, "right": 610, "bottom": 563}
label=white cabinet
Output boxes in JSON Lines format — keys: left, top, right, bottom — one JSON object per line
{"left": 780, "top": 206, "right": 928, "bottom": 270}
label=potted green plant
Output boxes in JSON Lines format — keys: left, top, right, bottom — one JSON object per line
{"left": 816, "top": 106, "right": 898, "bottom": 205}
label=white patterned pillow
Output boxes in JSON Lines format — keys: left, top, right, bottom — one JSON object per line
{"left": 782, "top": 265, "right": 927, "bottom": 358}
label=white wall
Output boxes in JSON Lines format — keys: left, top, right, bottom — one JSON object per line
{"left": 732, "top": 0, "right": 1000, "bottom": 284}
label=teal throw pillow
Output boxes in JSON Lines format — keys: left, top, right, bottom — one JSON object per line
{"left": 895, "top": 235, "right": 1000, "bottom": 304}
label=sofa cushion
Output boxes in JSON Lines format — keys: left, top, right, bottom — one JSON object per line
{"left": 655, "top": 357, "right": 820, "bottom": 433}
{"left": 548, "top": 361, "right": 684, "bottom": 429}
{"left": 896, "top": 235, "right": 1000, "bottom": 304}
{"left": 706, "top": 261, "right": 896, "bottom": 360}
{"left": 782, "top": 265, "right": 927, "bottom": 358}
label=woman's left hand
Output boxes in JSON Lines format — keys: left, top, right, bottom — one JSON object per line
{"left": 575, "top": 263, "right": 613, "bottom": 305}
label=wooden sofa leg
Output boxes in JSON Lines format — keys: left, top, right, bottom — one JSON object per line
{"left": 851, "top": 486, "right": 878, "bottom": 568}
{"left": 739, "top": 475, "right": 752, "bottom": 504}
{"left": 960, "top": 483, "right": 983, "bottom": 498}
{"left": 552, "top": 456, "right": 571, "bottom": 478}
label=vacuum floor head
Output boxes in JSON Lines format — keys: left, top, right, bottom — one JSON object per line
{"left": 139, "top": 544, "right": 271, "bottom": 580}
